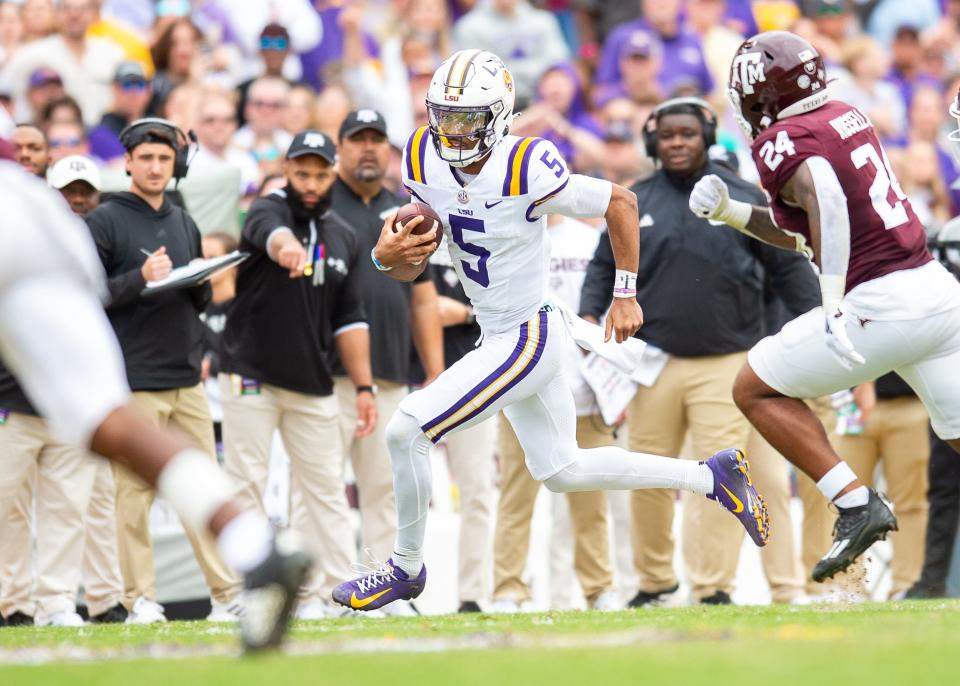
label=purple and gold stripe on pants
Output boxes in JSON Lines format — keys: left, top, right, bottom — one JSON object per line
{"left": 421, "top": 309, "right": 548, "bottom": 443}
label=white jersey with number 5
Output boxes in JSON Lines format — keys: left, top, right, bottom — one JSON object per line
{"left": 402, "top": 128, "right": 612, "bottom": 334}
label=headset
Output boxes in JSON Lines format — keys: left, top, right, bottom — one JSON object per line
{"left": 119, "top": 117, "right": 197, "bottom": 184}
{"left": 642, "top": 96, "right": 717, "bottom": 160}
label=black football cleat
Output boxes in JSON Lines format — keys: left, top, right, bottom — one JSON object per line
{"left": 240, "top": 529, "right": 313, "bottom": 653}
{"left": 3, "top": 611, "right": 34, "bottom": 627}
{"left": 627, "top": 583, "right": 680, "bottom": 608}
{"left": 812, "top": 489, "right": 898, "bottom": 583}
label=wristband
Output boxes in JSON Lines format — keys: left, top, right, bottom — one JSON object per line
{"left": 613, "top": 269, "right": 638, "bottom": 299}
{"left": 717, "top": 198, "right": 752, "bottom": 230}
{"left": 371, "top": 247, "right": 392, "bottom": 272}
{"left": 356, "top": 385, "right": 376, "bottom": 396}
{"left": 463, "top": 307, "right": 476, "bottom": 326}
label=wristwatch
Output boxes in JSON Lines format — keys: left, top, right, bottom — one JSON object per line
{"left": 356, "top": 384, "right": 378, "bottom": 396}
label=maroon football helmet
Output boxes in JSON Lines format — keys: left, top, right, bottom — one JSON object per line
{"left": 728, "top": 31, "right": 829, "bottom": 139}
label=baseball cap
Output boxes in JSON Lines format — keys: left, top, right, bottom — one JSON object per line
{"left": 47, "top": 155, "right": 102, "bottom": 191}
{"left": 286, "top": 130, "right": 337, "bottom": 163}
{"left": 619, "top": 28, "right": 662, "bottom": 61}
{"left": 28, "top": 67, "right": 62, "bottom": 89}
{"left": 114, "top": 61, "right": 146, "bottom": 85}
{"left": 808, "top": 0, "right": 847, "bottom": 16}
{"left": 338, "top": 109, "right": 388, "bottom": 139}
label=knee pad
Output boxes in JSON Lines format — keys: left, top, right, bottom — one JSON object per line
{"left": 385, "top": 410, "right": 427, "bottom": 455}
{"left": 543, "top": 466, "right": 577, "bottom": 493}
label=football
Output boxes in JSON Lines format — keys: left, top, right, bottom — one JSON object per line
{"left": 393, "top": 202, "right": 444, "bottom": 251}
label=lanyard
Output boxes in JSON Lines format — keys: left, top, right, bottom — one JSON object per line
{"left": 305, "top": 219, "right": 325, "bottom": 286}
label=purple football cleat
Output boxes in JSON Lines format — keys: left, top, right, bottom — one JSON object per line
{"left": 704, "top": 448, "right": 770, "bottom": 547}
{"left": 332, "top": 558, "right": 426, "bottom": 612}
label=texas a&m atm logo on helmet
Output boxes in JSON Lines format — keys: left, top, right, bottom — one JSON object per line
{"left": 728, "top": 31, "right": 829, "bottom": 139}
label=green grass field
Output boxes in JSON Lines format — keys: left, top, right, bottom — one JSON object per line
{"left": 1, "top": 601, "right": 958, "bottom": 686}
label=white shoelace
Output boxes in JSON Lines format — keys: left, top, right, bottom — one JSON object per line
{"left": 350, "top": 549, "right": 399, "bottom": 595}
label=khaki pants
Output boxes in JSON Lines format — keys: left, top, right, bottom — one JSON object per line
{"left": 800, "top": 396, "right": 930, "bottom": 598}
{"left": 628, "top": 351, "right": 799, "bottom": 601}
{"left": 82, "top": 458, "right": 124, "bottom": 616}
{"left": 0, "top": 413, "right": 97, "bottom": 619}
{"left": 332, "top": 377, "right": 407, "bottom": 562}
{"left": 445, "top": 417, "right": 497, "bottom": 603}
{"left": 494, "top": 413, "right": 615, "bottom": 604}
{"left": 220, "top": 376, "right": 352, "bottom": 601}
{"left": 0, "top": 466, "right": 34, "bottom": 618}
{"left": 116, "top": 387, "right": 238, "bottom": 608}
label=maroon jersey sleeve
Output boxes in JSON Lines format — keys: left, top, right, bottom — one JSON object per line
{"left": 751, "top": 100, "right": 931, "bottom": 293}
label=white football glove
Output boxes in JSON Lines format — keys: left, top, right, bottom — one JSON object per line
{"left": 824, "top": 305, "right": 866, "bottom": 370}
{"left": 689, "top": 174, "right": 730, "bottom": 221}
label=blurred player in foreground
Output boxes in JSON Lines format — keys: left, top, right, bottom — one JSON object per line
{"left": 332, "top": 49, "right": 770, "bottom": 613}
{"left": 690, "top": 32, "right": 960, "bottom": 583}
{"left": 0, "top": 145, "right": 310, "bottom": 651}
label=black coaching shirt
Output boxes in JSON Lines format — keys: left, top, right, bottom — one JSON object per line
{"left": 219, "top": 189, "right": 366, "bottom": 396}
{"left": 328, "top": 178, "right": 431, "bottom": 385}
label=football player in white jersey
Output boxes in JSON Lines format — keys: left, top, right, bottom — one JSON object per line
{"left": 332, "top": 50, "right": 770, "bottom": 611}
{"left": 0, "top": 152, "right": 309, "bottom": 651}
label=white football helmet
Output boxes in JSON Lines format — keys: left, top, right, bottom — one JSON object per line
{"left": 426, "top": 49, "right": 515, "bottom": 168}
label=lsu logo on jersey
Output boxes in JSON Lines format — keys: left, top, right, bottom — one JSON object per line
{"left": 731, "top": 53, "right": 765, "bottom": 95}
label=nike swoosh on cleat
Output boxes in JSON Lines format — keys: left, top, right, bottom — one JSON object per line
{"left": 485, "top": 200, "right": 503, "bottom": 208}
{"left": 350, "top": 588, "right": 392, "bottom": 609}
{"left": 720, "top": 484, "right": 744, "bottom": 513}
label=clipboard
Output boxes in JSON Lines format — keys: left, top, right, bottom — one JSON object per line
{"left": 141, "top": 251, "right": 249, "bottom": 295}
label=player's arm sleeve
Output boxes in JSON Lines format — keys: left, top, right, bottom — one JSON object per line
{"left": 804, "top": 156, "right": 851, "bottom": 307}
{"left": 86, "top": 213, "right": 147, "bottom": 309}
{"left": 525, "top": 140, "right": 612, "bottom": 220}
{"left": 578, "top": 229, "right": 615, "bottom": 319}
{"left": 332, "top": 236, "right": 369, "bottom": 335}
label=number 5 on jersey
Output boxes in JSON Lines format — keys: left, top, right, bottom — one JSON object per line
{"left": 450, "top": 215, "right": 490, "bottom": 287}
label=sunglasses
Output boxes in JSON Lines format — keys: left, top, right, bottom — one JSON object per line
{"left": 50, "top": 137, "right": 81, "bottom": 148}
{"left": 260, "top": 36, "right": 290, "bottom": 51}
{"left": 119, "top": 80, "right": 148, "bottom": 92}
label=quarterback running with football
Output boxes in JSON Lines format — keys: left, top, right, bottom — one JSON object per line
{"left": 332, "top": 49, "right": 770, "bottom": 612}
{"left": 689, "top": 31, "right": 960, "bottom": 582}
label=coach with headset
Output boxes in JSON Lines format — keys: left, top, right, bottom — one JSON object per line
{"left": 580, "top": 98, "right": 820, "bottom": 607}
{"left": 86, "top": 118, "right": 239, "bottom": 623}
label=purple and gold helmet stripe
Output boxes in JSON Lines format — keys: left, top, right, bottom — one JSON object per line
{"left": 445, "top": 49, "right": 482, "bottom": 95}
{"left": 405, "top": 125, "right": 429, "bottom": 184}
{"left": 421, "top": 309, "right": 548, "bottom": 443}
{"left": 501, "top": 137, "right": 543, "bottom": 196}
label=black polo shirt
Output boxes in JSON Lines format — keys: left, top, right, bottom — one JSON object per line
{"left": 220, "top": 189, "right": 366, "bottom": 396}
{"left": 329, "top": 177, "right": 431, "bottom": 385}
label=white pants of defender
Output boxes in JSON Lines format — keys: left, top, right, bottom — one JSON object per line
{"left": 401, "top": 307, "right": 577, "bottom": 482}
{"left": 749, "top": 265, "right": 960, "bottom": 440}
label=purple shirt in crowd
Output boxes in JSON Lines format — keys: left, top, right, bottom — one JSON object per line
{"left": 299, "top": 5, "right": 379, "bottom": 92}
{"left": 595, "top": 20, "right": 713, "bottom": 96}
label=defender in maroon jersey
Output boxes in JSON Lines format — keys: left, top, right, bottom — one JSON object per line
{"left": 689, "top": 31, "right": 960, "bottom": 583}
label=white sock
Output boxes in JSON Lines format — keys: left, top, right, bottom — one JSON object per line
{"left": 157, "top": 448, "right": 234, "bottom": 533}
{"left": 217, "top": 510, "right": 273, "bottom": 574}
{"left": 816, "top": 462, "right": 859, "bottom": 502}
{"left": 386, "top": 411, "right": 432, "bottom": 578}
{"left": 543, "top": 446, "right": 715, "bottom": 496}
{"left": 834, "top": 486, "right": 870, "bottom": 509}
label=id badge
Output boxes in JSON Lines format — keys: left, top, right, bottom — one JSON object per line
{"left": 231, "top": 375, "right": 262, "bottom": 396}
{"left": 0, "top": 408, "right": 8, "bottom": 425}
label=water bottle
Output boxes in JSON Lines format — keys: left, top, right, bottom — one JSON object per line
{"left": 829, "top": 389, "right": 864, "bottom": 436}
